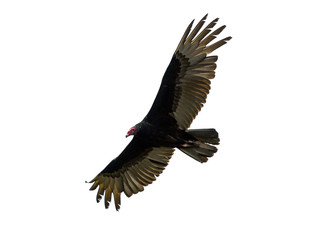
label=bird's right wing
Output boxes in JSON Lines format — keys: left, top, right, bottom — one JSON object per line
{"left": 89, "top": 137, "right": 175, "bottom": 210}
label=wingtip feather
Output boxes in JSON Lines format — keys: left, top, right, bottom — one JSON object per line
{"left": 202, "top": 14, "right": 208, "bottom": 21}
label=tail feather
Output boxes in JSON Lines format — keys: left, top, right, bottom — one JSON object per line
{"left": 179, "top": 128, "right": 219, "bottom": 163}
{"left": 195, "top": 142, "right": 217, "bottom": 156}
{"left": 186, "top": 128, "right": 219, "bottom": 144}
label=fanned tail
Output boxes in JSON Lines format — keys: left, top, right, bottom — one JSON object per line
{"left": 179, "top": 128, "right": 219, "bottom": 163}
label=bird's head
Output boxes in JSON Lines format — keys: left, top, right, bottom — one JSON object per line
{"left": 126, "top": 124, "right": 140, "bottom": 138}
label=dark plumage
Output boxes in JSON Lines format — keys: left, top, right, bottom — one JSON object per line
{"left": 89, "top": 14, "right": 231, "bottom": 210}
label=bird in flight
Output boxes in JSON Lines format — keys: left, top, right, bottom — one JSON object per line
{"left": 89, "top": 14, "right": 231, "bottom": 210}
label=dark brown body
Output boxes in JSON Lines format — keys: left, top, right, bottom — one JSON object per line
{"left": 134, "top": 121, "right": 196, "bottom": 148}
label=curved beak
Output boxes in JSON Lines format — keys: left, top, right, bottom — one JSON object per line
{"left": 126, "top": 134, "right": 129, "bottom": 138}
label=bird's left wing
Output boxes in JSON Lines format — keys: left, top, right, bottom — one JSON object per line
{"left": 89, "top": 137, "right": 174, "bottom": 210}
{"left": 145, "top": 15, "right": 231, "bottom": 129}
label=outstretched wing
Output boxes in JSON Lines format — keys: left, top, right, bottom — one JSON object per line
{"left": 89, "top": 137, "right": 175, "bottom": 210}
{"left": 145, "top": 14, "right": 231, "bottom": 129}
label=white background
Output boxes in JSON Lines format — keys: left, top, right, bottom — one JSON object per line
{"left": 1, "top": 0, "right": 319, "bottom": 239}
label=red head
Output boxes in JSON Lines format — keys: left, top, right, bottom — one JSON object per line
{"left": 126, "top": 125, "right": 139, "bottom": 138}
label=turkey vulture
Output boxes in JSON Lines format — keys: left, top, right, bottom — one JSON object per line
{"left": 89, "top": 14, "right": 231, "bottom": 210}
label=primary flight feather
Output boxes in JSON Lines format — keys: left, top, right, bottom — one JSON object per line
{"left": 89, "top": 14, "right": 231, "bottom": 210}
